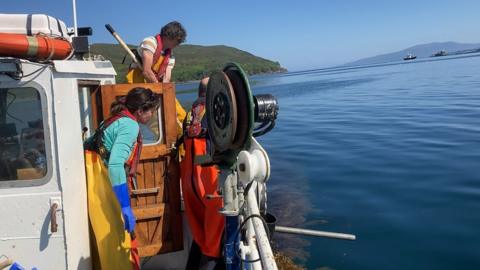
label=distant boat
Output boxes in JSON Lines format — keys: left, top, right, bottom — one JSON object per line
{"left": 431, "top": 50, "right": 447, "bottom": 57}
{"left": 403, "top": 53, "right": 417, "bottom": 60}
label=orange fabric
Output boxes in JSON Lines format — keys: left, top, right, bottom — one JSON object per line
{"left": 151, "top": 34, "right": 171, "bottom": 81}
{"left": 180, "top": 138, "right": 225, "bottom": 257}
{"left": 130, "top": 238, "right": 140, "bottom": 270}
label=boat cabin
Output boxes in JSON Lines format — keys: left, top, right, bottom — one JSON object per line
{"left": 0, "top": 54, "right": 187, "bottom": 269}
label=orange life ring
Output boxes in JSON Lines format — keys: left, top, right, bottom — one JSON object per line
{"left": 0, "top": 33, "right": 72, "bottom": 61}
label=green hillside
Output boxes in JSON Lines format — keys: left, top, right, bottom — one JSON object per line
{"left": 90, "top": 43, "right": 287, "bottom": 83}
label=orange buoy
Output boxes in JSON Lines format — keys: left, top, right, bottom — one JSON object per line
{"left": 0, "top": 33, "right": 72, "bottom": 61}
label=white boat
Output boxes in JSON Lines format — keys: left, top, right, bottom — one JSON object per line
{"left": 0, "top": 12, "right": 284, "bottom": 270}
{"left": 431, "top": 50, "right": 447, "bottom": 57}
{"left": 0, "top": 13, "right": 355, "bottom": 270}
{"left": 403, "top": 53, "right": 417, "bottom": 60}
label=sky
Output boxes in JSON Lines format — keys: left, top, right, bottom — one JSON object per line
{"left": 3, "top": 0, "right": 480, "bottom": 71}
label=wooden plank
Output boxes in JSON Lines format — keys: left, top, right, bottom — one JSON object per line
{"left": 155, "top": 158, "right": 166, "bottom": 203}
{"left": 138, "top": 241, "right": 176, "bottom": 257}
{"left": 134, "top": 161, "right": 148, "bottom": 245}
{"left": 131, "top": 164, "right": 143, "bottom": 208}
{"left": 99, "top": 84, "right": 116, "bottom": 119}
{"left": 133, "top": 204, "right": 165, "bottom": 220}
{"left": 149, "top": 219, "right": 162, "bottom": 245}
{"left": 162, "top": 84, "right": 178, "bottom": 147}
{"left": 101, "top": 83, "right": 166, "bottom": 97}
{"left": 131, "top": 187, "right": 159, "bottom": 195}
{"left": 103, "top": 83, "right": 166, "bottom": 95}
{"left": 151, "top": 158, "right": 166, "bottom": 245}
{"left": 140, "top": 144, "right": 170, "bottom": 159}
{"left": 144, "top": 160, "right": 156, "bottom": 245}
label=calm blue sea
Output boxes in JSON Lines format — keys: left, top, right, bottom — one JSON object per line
{"left": 178, "top": 54, "right": 480, "bottom": 269}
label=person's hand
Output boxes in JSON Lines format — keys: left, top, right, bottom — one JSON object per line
{"left": 121, "top": 206, "right": 136, "bottom": 233}
{"left": 112, "top": 183, "right": 136, "bottom": 232}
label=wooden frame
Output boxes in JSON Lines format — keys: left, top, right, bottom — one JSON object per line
{"left": 99, "top": 83, "right": 183, "bottom": 256}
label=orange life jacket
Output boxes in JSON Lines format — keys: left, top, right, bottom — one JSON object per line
{"left": 184, "top": 98, "right": 207, "bottom": 138}
{"left": 151, "top": 34, "right": 171, "bottom": 81}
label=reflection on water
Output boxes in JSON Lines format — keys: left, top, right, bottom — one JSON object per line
{"left": 269, "top": 184, "right": 311, "bottom": 261}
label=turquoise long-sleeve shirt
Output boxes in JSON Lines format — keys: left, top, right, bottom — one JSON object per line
{"left": 84, "top": 115, "right": 139, "bottom": 233}
{"left": 101, "top": 117, "right": 139, "bottom": 186}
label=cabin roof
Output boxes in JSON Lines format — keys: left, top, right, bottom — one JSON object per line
{"left": 53, "top": 60, "right": 116, "bottom": 76}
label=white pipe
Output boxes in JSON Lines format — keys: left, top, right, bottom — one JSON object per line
{"left": 238, "top": 242, "right": 248, "bottom": 269}
{"left": 276, "top": 226, "right": 356, "bottom": 240}
{"left": 72, "top": 0, "right": 78, "bottom": 37}
{"left": 246, "top": 181, "right": 277, "bottom": 270}
{"left": 245, "top": 216, "right": 262, "bottom": 270}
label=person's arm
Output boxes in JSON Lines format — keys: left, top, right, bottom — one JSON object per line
{"left": 141, "top": 50, "right": 159, "bottom": 83}
{"left": 107, "top": 119, "right": 139, "bottom": 232}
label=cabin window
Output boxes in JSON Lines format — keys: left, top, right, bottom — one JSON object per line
{"left": 140, "top": 98, "right": 164, "bottom": 145}
{"left": 0, "top": 87, "right": 48, "bottom": 181}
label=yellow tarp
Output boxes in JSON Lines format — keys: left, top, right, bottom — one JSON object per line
{"left": 85, "top": 150, "right": 132, "bottom": 270}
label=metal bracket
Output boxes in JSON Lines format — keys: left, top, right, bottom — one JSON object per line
{"left": 50, "top": 197, "right": 62, "bottom": 210}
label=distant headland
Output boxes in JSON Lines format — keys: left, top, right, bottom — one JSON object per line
{"left": 90, "top": 43, "right": 287, "bottom": 83}
{"left": 347, "top": 41, "right": 480, "bottom": 66}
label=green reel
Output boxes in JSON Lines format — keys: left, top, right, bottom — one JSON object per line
{"left": 203, "top": 63, "right": 254, "bottom": 167}
{"left": 197, "top": 63, "right": 278, "bottom": 168}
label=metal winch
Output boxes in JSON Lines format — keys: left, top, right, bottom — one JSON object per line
{"left": 200, "top": 63, "right": 279, "bottom": 167}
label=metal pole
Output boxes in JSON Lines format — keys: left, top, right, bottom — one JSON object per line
{"left": 105, "top": 24, "right": 143, "bottom": 70}
{"left": 245, "top": 215, "right": 263, "bottom": 269}
{"left": 72, "top": 0, "right": 78, "bottom": 37}
{"left": 246, "top": 181, "right": 278, "bottom": 270}
{"left": 275, "top": 226, "right": 356, "bottom": 240}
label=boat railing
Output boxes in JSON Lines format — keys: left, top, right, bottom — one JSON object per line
{"left": 241, "top": 180, "right": 277, "bottom": 270}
